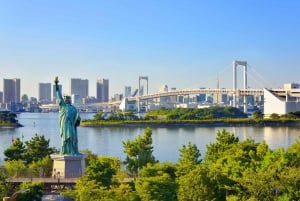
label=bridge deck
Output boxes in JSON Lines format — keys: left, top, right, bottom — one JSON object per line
{"left": 7, "top": 177, "right": 78, "bottom": 193}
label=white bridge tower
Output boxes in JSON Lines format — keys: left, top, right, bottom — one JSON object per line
{"left": 233, "top": 60, "right": 248, "bottom": 113}
{"left": 138, "top": 76, "right": 149, "bottom": 112}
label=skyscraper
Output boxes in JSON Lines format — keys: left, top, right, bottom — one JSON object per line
{"left": 124, "top": 86, "right": 132, "bottom": 97}
{"left": 39, "top": 83, "right": 51, "bottom": 104}
{"left": 0, "top": 92, "right": 3, "bottom": 104}
{"left": 70, "top": 78, "right": 89, "bottom": 103}
{"left": 3, "top": 78, "right": 20, "bottom": 104}
{"left": 97, "top": 79, "right": 109, "bottom": 102}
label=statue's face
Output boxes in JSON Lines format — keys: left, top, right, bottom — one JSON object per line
{"left": 64, "top": 96, "right": 71, "bottom": 104}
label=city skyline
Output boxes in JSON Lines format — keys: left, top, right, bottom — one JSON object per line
{"left": 1, "top": 1, "right": 300, "bottom": 98}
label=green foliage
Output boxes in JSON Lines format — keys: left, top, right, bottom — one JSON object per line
{"left": 139, "top": 162, "right": 177, "bottom": 180}
{"left": 80, "top": 156, "right": 118, "bottom": 188}
{"left": 145, "top": 106, "right": 247, "bottom": 120}
{"left": 123, "top": 127, "right": 156, "bottom": 177}
{"left": 28, "top": 155, "right": 53, "bottom": 177}
{"left": 64, "top": 181, "right": 139, "bottom": 201}
{"left": 3, "top": 134, "right": 57, "bottom": 179}
{"left": 0, "top": 111, "right": 18, "bottom": 123}
{"left": 93, "top": 111, "right": 104, "bottom": 120}
{"left": 204, "top": 129, "right": 239, "bottom": 163}
{"left": 4, "top": 137, "right": 26, "bottom": 161}
{"left": 0, "top": 169, "right": 9, "bottom": 198}
{"left": 252, "top": 110, "right": 263, "bottom": 120}
{"left": 233, "top": 168, "right": 281, "bottom": 201}
{"left": 287, "top": 135, "right": 300, "bottom": 154}
{"left": 62, "top": 128, "right": 300, "bottom": 200}
{"left": 177, "top": 164, "right": 224, "bottom": 201}
{"left": 136, "top": 163, "right": 177, "bottom": 201}
{"left": 270, "top": 113, "right": 280, "bottom": 119}
{"left": 68, "top": 180, "right": 107, "bottom": 201}
{"left": 109, "top": 183, "right": 140, "bottom": 201}
{"left": 256, "top": 140, "right": 269, "bottom": 159}
{"left": 65, "top": 156, "right": 138, "bottom": 201}
{"left": 277, "top": 167, "right": 300, "bottom": 200}
{"left": 136, "top": 173, "right": 177, "bottom": 201}
{"left": 24, "top": 134, "right": 56, "bottom": 164}
{"left": 4, "top": 160, "right": 27, "bottom": 178}
{"left": 16, "top": 182, "right": 43, "bottom": 201}
{"left": 4, "top": 134, "right": 57, "bottom": 168}
{"left": 177, "top": 142, "right": 201, "bottom": 176}
{"left": 80, "top": 149, "right": 98, "bottom": 166}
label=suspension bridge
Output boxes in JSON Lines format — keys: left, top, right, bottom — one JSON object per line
{"left": 40, "top": 60, "right": 300, "bottom": 113}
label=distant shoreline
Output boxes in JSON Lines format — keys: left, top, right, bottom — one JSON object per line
{"left": 80, "top": 119, "right": 300, "bottom": 128}
{"left": 0, "top": 122, "right": 23, "bottom": 128}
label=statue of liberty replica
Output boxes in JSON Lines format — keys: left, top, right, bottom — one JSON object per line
{"left": 55, "top": 76, "right": 81, "bottom": 155}
{"left": 51, "top": 76, "right": 86, "bottom": 178}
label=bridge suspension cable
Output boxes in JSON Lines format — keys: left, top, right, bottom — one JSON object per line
{"left": 247, "top": 64, "right": 275, "bottom": 88}
{"left": 198, "top": 63, "right": 232, "bottom": 88}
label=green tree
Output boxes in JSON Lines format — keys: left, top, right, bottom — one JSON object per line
{"left": 0, "top": 169, "right": 9, "bottom": 198}
{"left": 177, "top": 142, "right": 201, "bottom": 176}
{"left": 286, "top": 136, "right": 300, "bottom": 167}
{"left": 277, "top": 167, "right": 300, "bottom": 200}
{"left": 205, "top": 129, "right": 239, "bottom": 164}
{"left": 256, "top": 140, "right": 269, "bottom": 159}
{"left": 123, "top": 127, "right": 156, "bottom": 178}
{"left": 65, "top": 180, "right": 105, "bottom": 201}
{"left": 93, "top": 111, "right": 104, "bottom": 120}
{"left": 109, "top": 183, "right": 140, "bottom": 201}
{"left": 4, "top": 160, "right": 27, "bottom": 178}
{"left": 80, "top": 149, "right": 98, "bottom": 166}
{"left": 24, "top": 134, "right": 56, "bottom": 164}
{"left": 178, "top": 164, "right": 224, "bottom": 201}
{"left": 65, "top": 156, "right": 121, "bottom": 201}
{"left": 270, "top": 113, "right": 280, "bottom": 119}
{"left": 79, "top": 156, "right": 117, "bottom": 188}
{"left": 136, "top": 173, "right": 177, "bottom": 201}
{"left": 252, "top": 110, "right": 263, "bottom": 120}
{"left": 4, "top": 137, "right": 26, "bottom": 161}
{"left": 7, "top": 112, "right": 18, "bottom": 123}
{"left": 136, "top": 162, "right": 177, "bottom": 201}
{"left": 28, "top": 155, "right": 53, "bottom": 177}
{"left": 15, "top": 182, "right": 43, "bottom": 201}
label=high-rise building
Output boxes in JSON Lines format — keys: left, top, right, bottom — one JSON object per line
{"left": 97, "top": 79, "right": 109, "bottom": 102}
{"left": 39, "top": 83, "right": 51, "bottom": 104}
{"left": 53, "top": 84, "right": 62, "bottom": 103}
{"left": 3, "top": 78, "right": 20, "bottom": 104}
{"left": 124, "top": 86, "right": 132, "bottom": 97}
{"left": 0, "top": 92, "right": 3, "bottom": 104}
{"left": 70, "top": 78, "right": 89, "bottom": 104}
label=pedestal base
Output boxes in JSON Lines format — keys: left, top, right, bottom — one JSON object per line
{"left": 50, "top": 154, "right": 86, "bottom": 178}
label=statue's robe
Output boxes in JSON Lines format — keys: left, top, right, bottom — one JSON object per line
{"left": 56, "top": 88, "right": 81, "bottom": 155}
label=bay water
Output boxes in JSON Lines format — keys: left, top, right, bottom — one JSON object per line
{"left": 0, "top": 113, "right": 300, "bottom": 163}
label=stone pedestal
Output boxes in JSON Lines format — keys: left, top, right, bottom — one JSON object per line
{"left": 50, "top": 154, "right": 86, "bottom": 178}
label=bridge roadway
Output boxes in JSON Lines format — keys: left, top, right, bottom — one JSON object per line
{"left": 130, "top": 88, "right": 264, "bottom": 101}
{"left": 41, "top": 88, "right": 300, "bottom": 111}
{"left": 7, "top": 177, "right": 77, "bottom": 193}
{"left": 112, "top": 88, "right": 300, "bottom": 103}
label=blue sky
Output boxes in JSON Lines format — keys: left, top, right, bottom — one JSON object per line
{"left": 1, "top": 0, "right": 300, "bottom": 98}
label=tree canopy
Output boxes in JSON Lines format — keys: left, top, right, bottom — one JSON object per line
{"left": 123, "top": 127, "right": 156, "bottom": 178}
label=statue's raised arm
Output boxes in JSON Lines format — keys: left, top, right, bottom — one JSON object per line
{"left": 54, "top": 76, "right": 64, "bottom": 104}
